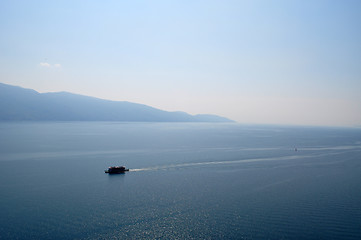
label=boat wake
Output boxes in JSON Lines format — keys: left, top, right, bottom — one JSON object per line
{"left": 130, "top": 149, "right": 356, "bottom": 172}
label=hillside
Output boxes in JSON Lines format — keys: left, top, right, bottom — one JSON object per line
{"left": 0, "top": 83, "right": 233, "bottom": 122}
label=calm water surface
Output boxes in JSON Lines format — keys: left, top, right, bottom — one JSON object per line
{"left": 0, "top": 122, "right": 361, "bottom": 239}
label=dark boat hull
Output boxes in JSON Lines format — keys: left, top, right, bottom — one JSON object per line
{"left": 105, "top": 167, "right": 129, "bottom": 174}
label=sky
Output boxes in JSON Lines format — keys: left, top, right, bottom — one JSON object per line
{"left": 1, "top": 0, "right": 360, "bottom": 126}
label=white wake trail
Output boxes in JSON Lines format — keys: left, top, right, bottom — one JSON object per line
{"left": 130, "top": 150, "right": 355, "bottom": 172}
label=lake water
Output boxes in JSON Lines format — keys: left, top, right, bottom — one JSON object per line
{"left": 0, "top": 122, "right": 361, "bottom": 239}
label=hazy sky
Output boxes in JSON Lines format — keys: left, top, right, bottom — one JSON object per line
{"left": 1, "top": 0, "right": 360, "bottom": 126}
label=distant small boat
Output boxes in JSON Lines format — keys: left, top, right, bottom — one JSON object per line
{"left": 105, "top": 166, "right": 129, "bottom": 174}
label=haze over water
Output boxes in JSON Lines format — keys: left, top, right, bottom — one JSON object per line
{"left": 1, "top": 1, "right": 361, "bottom": 126}
{"left": 1, "top": 1, "right": 361, "bottom": 238}
{"left": 1, "top": 122, "right": 361, "bottom": 239}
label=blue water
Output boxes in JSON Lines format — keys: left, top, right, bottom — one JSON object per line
{"left": 0, "top": 122, "right": 361, "bottom": 239}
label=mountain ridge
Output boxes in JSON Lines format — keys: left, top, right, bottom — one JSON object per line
{"left": 0, "top": 82, "right": 234, "bottom": 122}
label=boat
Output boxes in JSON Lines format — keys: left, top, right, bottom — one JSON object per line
{"left": 105, "top": 166, "right": 129, "bottom": 174}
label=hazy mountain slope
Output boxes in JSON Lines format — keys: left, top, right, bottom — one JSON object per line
{"left": 0, "top": 83, "right": 234, "bottom": 122}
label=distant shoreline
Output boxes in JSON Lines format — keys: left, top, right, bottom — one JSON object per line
{"left": 0, "top": 82, "right": 234, "bottom": 123}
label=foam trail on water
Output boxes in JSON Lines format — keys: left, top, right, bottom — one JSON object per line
{"left": 130, "top": 150, "right": 356, "bottom": 172}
